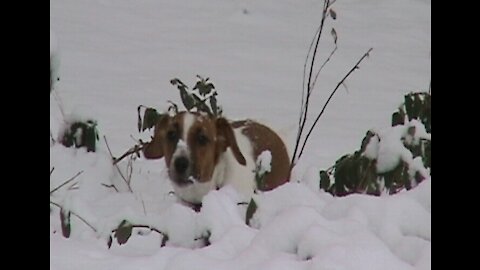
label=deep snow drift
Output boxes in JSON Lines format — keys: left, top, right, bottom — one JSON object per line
{"left": 50, "top": 0, "right": 431, "bottom": 269}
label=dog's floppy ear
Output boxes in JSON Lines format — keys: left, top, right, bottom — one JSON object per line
{"left": 143, "top": 115, "right": 169, "bottom": 159}
{"left": 216, "top": 117, "right": 246, "bottom": 166}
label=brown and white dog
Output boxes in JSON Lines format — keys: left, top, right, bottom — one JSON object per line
{"left": 142, "top": 111, "right": 290, "bottom": 206}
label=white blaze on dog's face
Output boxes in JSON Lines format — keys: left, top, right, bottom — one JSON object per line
{"left": 143, "top": 111, "right": 246, "bottom": 203}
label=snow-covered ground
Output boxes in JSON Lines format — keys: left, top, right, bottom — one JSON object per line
{"left": 50, "top": 0, "right": 431, "bottom": 269}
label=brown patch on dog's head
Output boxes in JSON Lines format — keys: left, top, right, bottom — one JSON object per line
{"left": 142, "top": 112, "right": 246, "bottom": 186}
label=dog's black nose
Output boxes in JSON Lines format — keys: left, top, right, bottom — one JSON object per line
{"left": 174, "top": 156, "right": 189, "bottom": 174}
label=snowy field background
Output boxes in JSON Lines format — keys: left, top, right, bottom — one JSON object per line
{"left": 50, "top": 0, "right": 431, "bottom": 269}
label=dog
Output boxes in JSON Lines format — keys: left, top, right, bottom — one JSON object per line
{"left": 142, "top": 111, "right": 290, "bottom": 207}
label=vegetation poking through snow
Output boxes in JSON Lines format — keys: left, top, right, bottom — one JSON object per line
{"left": 319, "top": 92, "right": 431, "bottom": 196}
{"left": 60, "top": 119, "right": 100, "bottom": 152}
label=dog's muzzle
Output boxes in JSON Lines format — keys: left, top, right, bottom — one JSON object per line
{"left": 169, "top": 156, "right": 194, "bottom": 186}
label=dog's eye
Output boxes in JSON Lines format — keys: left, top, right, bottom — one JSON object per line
{"left": 167, "top": 130, "right": 178, "bottom": 142}
{"left": 197, "top": 134, "right": 209, "bottom": 146}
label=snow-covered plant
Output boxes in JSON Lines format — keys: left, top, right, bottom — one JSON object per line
{"left": 320, "top": 92, "right": 431, "bottom": 196}
{"left": 392, "top": 92, "right": 431, "bottom": 133}
{"left": 170, "top": 75, "right": 222, "bottom": 117}
{"left": 245, "top": 151, "right": 272, "bottom": 225}
{"left": 138, "top": 75, "right": 221, "bottom": 131}
{"left": 59, "top": 119, "right": 100, "bottom": 152}
{"left": 254, "top": 150, "right": 272, "bottom": 190}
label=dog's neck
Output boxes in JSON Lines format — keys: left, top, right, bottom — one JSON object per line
{"left": 179, "top": 199, "right": 203, "bottom": 212}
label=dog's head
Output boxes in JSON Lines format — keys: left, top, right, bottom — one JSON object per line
{"left": 143, "top": 111, "right": 246, "bottom": 202}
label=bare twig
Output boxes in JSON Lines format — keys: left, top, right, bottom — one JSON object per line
{"left": 50, "top": 131, "right": 56, "bottom": 144}
{"left": 101, "top": 183, "right": 120, "bottom": 192}
{"left": 292, "top": 0, "right": 332, "bottom": 168}
{"left": 127, "top": 155, "right": 134, "bottom": 186}
{"left": 67, "top": 182, "right": 79, "bottom": 190}
{"left": 52, "top": 90, "right": 66, "bottom": 119}
{"left": 139, "top": 196, "right": 147, "bottom": 216}
{"left": 297, "top": 48, "right": 373, "bottom": 159}
{"left": 103, "top": 136, "right": 134, "bottom": 193}
{"left": 113, "top": 144, "right": 146, "bottom": 166}
{"left": 50, "top": 170, "right": 84, "bottom": 195}
{"left": 50, "top": 201, "right": 98, "bottom": 233}
{"left": 300, "top": 25, "right": 322, "bottom": 128}
{"left": 50, "top": 167, "right": 55, "bottom": 177}
{"left": 103, "top": 135, "right": 116, "bottom": 160}
{"left": 311, "top": 45, "right": 338, "bottom": 91}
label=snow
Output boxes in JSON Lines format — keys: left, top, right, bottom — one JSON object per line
{"left": 374, "top": 120, "right": 430, "bottom": 176}
{"left": 50, "top": 0, "right": 430, "bottom": 269}
{"left": 363, "top": 132, "right": 380, "bottom": 160}
{"left": 50, "top": 28, "right": 60, "bottom": 90}
{"left": 256, "top": 150, "right": 272, "bottom": 176}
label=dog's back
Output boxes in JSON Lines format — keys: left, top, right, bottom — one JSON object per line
{"left": 232, "top": 120, "right": 290, "bottom": 191}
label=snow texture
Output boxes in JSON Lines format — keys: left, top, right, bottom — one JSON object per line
{"left": 50, "top": 0, "right": 431, "bottom": 269}
{"left": 256, "top": 150, "right": 272, "bottom": 176}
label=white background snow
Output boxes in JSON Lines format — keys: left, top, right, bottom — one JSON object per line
{"left": 50, "top": 0, "right": 431, "bottom": 269}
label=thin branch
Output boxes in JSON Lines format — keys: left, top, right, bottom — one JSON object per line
{"left": 103, "top": 135, "right": 116, "bottom": 161}
{"left": 67, "top": 181, "right": 79, "bottom": 190}
{"left": 101, "top": 183, "right": 120, "bottom": 192}
{"left": 297, "top": 48, "right": 373, "bottom": 159}
{"left": 113, "top": 144, "right": 146, "bottom": 166}
{"left": 292, "top": 0, "right": 331, "bottom": 167}
{"left": 50, "top": 131, "right": 56, "bottom": 144}
{"left": 50, "top": 167, "right": 55, "bottom": 177}
{"left": 139, "top": 196, "right": 147, "bottom": 216}
{"left": 50, "top": 201, "right": 98, "bottom": 233}
{"left": 300, "top": 25, "right": 322, "bottom": 128}
{"left": 126, "top": 155, "right": 134, "bottom": 185}
{"left": 50, "top": 170, "right": 84, "bottom": 195}
{"left": 103, "top": 136, "right": 134, "bottom": 193}
{"left": 311, "top": 45, "right": 338, "bottom": 91}
{"left": 52, "top": 90, "right": 66, "bottom": 119}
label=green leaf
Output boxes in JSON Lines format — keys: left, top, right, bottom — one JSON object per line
{"left": 329, "top": 9, "right": 337, "bottom": 20}
{"left": 161, "top": 233, "right": 169, "bottom": 247}
{"left": 84, "top": 123, "right": 98, "bottom": 152}
{"left": 180, "top": 88, "right": 195, "bottom": 111}
{"left": 170, "top": 78, "right": 187, "bottom": 90}
{"left": 167, "top": 101, "right": 178, "bottom": 115}
{"left": 142, "top": 108, "right": 161, "bottom": 132}
{"left": 114, "top": 220, "right": 133, "bottom": 245}
{"left": 404, "top": 93, "right": 418, "bottom": 121}
{"left": 245, "top": 198, "right": 257, "bottom": 226}
{"left": 210, "top": 96, "right": 218, "bottom": 116}
{"left": 60, "top": 121, "right": 98, "bottom": 152}
{"left": 107, "top": 236, "right": 113, "bottom": 249}
{"left": 319, "top": 170, "right": 330, "bottom": 191}
{"left": 192, "top": 95, "right": 212, "bottom": 115}
{"left": 391, "top": 111, "right": 404, "bottom": 127}
{"left": 193, "top": 76, "right": 215, "bottom": 96}
{"left": 331, "top": 28, "right": 337, "bottom": 45}
{"left": 60, "top": 208, "right": 71, "bottom": 238}
{"left": 137, "top": 106, "right": 143, "bottom": 132}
